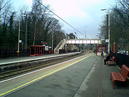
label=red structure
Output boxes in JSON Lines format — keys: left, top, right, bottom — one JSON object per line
{"left": 30, "top": 45, "right": 45, "bottom": 56}
{"left": 30, "top": 45, "right": 54, "bottom": 56}
{"left": 96, "top": 45, "right": 106, "bottom": 53}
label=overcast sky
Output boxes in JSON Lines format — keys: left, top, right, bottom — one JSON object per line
{"left": 12, "top": 0, "right": 116, "bottom": 39}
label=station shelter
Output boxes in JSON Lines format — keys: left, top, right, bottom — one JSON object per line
{"left": 30, "top": 45, "right": 45, "bottom": 56}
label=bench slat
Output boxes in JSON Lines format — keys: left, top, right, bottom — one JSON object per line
{"left": 111, "top": 72, "right": 125, "bottom": 82}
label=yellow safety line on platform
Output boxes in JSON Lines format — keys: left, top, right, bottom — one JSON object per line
{"left": 0, "top": 54, "right": 92, "bottom": 96}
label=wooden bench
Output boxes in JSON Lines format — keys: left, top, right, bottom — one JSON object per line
{"left": 111, "top": 65, "right": 129, "bottom": 88}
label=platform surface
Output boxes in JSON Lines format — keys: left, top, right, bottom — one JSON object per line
{"left": 0, "top": 53, "right": 129, "bottom": 97}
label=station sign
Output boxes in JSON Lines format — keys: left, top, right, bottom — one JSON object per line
{"left": 105, "top": 39, "right": 109, "bottom": 43}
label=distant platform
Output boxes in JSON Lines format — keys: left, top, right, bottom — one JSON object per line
{"left": 0, "top": 52, "right": 80, "bottom": 66}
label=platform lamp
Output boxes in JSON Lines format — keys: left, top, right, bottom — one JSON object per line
{"left": 16, "top": 15, "right": 26, "bottom": 56}
{"left": 101, "top": 9, "right": 111, "bottom": 54}
{"left": 16, "top": 19, "right": 21, "bottom": 56}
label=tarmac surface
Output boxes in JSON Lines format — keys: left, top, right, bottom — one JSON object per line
{"left": 0, "top": 53, "right": 129, "bottom": 97}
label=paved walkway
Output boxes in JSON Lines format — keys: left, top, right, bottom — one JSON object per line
{"left": 1, "top": 54, "right": 129, "bottom": 97}
{"left": 76, "top": 56, "right": 129, "bottom": 97}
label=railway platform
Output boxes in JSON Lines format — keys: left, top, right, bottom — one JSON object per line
{"left": 0, "top": 52, "right": 80, "bottom": 66}
{"left": 0, "top": 53, "right": 129, "bottom": 97}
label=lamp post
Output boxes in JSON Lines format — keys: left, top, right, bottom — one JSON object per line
{"left": 101, "top": 9, "right": 110, "bottom": 54}
{"left": 51, "top": 26, "right": 56, "bottom": 51}
{"left": 17, "top": 14, "right": 27, "bottom": 56}
{"left": 52, "top": 31, "right": 54, "bottom": 51}
{"left": 21, "top": 14, "right": 28, "bottom": 49}
{"left": 33, "top": 21, "right": 36, "bottom": 45}
{"left": 17, "top": 20, "right": 20, "bottom": 56}
{"left": 24, "top": 14, "right": 28, "bottom": 49}
{"left": 107, "top": 14, "right": 110, "bottom": 54}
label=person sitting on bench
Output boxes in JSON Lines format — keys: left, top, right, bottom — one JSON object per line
{"left": 104, "top": 52, "right": 117, "bottom": 65}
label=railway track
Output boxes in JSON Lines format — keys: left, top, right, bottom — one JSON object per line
{"left": 0, "top": 52, "right": 83, "bottom": 80}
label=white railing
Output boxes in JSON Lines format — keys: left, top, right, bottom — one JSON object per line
{"left": 54, "top": 39, "right": 66, "bottom": 54}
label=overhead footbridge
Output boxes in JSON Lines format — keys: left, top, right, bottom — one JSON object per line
{"left": 54, "top": 39, "right": 102, "bottom": 53}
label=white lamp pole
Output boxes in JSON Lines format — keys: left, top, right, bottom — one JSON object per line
{"left": 25, "top": 14, "right": 28, "bottom": 49}
{"left": 52, "top": 31, "right": 54, "bottom": 50}
{"left": 17, "top": 20, "right": 20, "bottom": 55}
{"left": 17, "top": 14, "right": 27, "bottom": 55}
{"left": 107, "top": 14, "right": 110, "bottom": 54}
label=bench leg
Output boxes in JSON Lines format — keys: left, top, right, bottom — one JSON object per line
{"left": 110, "top": 74, "right": 116, "bottom": 89}
{"left": 104, "top": 59, "right": 106, "bottom": 65}
{"left": 112, "top": 81, "right": 116, "bottom": 89}
{"left": 110, "top": 74, "right": 112, "bottom": 80}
